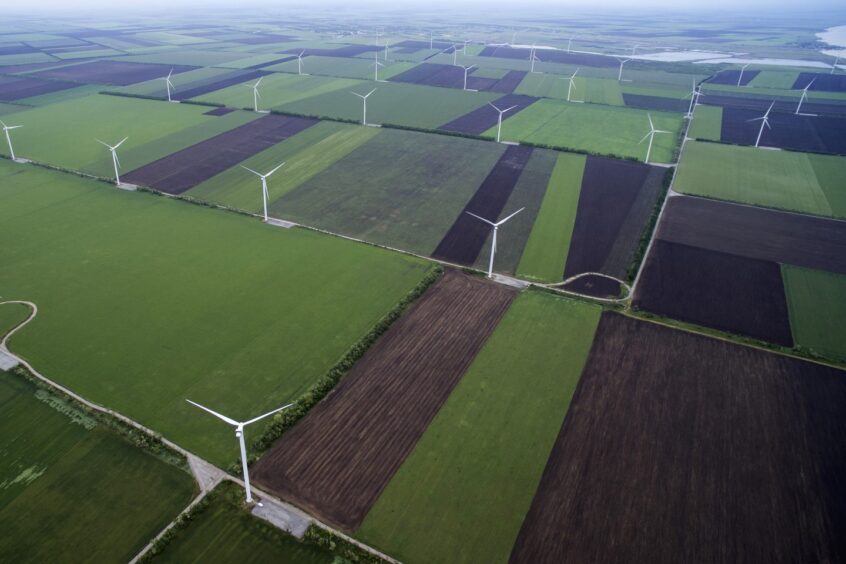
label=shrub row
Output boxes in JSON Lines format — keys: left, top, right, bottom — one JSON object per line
{"left": 304, "top": 525, "right": 391, "bottom": 564}
{"left": 626, "top": 166, "right": 674, "bottom": 282}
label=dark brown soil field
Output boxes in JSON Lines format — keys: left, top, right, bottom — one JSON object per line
{"left": 392, "top": 39, "right": 454, "bottom": 52}
{"left": 432, "top": 145, "right": 533, "bottom": 265}
{"left": 702, "top": 93, "right": 846, "bottom": 118}
{"left": 794, "top": 72, "right": 846, "bottom": 92}
{"left": 173, "top": 70, "right": 269, "bottom": 100}
{"left": 720, "top": 106, "right": 846, "bottom": 154}
{"left": 252, "top": 270, "right": 516, "bottom": 531}
{"left": 707, "top": 69, "right": 760, "bottom": 85}
{"left": 510, "top": 312, "right": 846, "bottom": 564}
{"left": 0, "top": 75, "right": 76, "bottom": 101}
{"left": 30, "top": 60, "right": 196, "bottom": 86}
{"left": 622, "top": 93, "right": 689, "bottom": 112}
{"left": 438, "top": 93, "right": 538, "bottom": 134}
{"left": 563, "top": 157, "right": 662, "bottom": 281}
{"left": 0, "top": 61, "right": 80, "bottom": 75}
{"left": 234, "top": 34, "right": 297, "bottom": 45}
{"left": 246, "top": 55, "right": 297, "bottom": 70}
{"left": 479, "top": 45, "right": 618, "bottom": 67}
{"left": 658, "top": 196, "right": 846, "bottom": 275}
{"left": 390, "top": 63, "right": 526, "bottom": 94}
{"left": 484, "top": 70, "right": 528, "bottom": 93}
{"left": 0, "top": 45, "right": 39, "bottom": 55}
{"left": 123, "top": 114, "right": 317, "bottom": 194}
{"left": 633, "top": 239, "right": 793, "bottom": 345}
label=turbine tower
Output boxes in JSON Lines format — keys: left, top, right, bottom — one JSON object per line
{"left": 488, "top": 102, "right": 516, "bottom": 142}
{"left": 748, "top": 101, "right": 775, "bottom": 148}
{"left": 352, "top": 88, "right": 377, "bottom": 125}
{"left": 832, "top": 56, "right": 840, "bottom": 75}
{"left": 564, "top": 68, "right": 579, "bottom": 102}
{"left": 242, "top": 162, "right": 285, "bottom": 222}
{"left": 186, "top": 399, "right": 294, "bottom": 504}
{"left": 460, "top": 64, "right": 476, "bottom": 91}
{"left": 631, "top": 44, "right": 639, "bottom": 56}
{"left": 685, "top": 79, "right": 705, "bottom": 119}
{"left": 639, "top": 114, "right": 669, "bottom": 164}
{"left": 429, "top": 31, "right": 433, "bottom": 50}
{"left": 530, "top": 46, "right": 541, "bottom": 73}
{"left": 616, "top": 57, "right": 630, "bottom": 81}
{"left": 96, "top": 137, "right": 128, "bottom": 186}
{"left": 795, "top": 78, "right": 816, "bottom": 115}
{"left": 162, "top": 68, "right": 175, "bottom": 102}
{"left": 296, "top": 51, "right": 306, "bottom": 75}
{"left": 373, "top": 52, "right": 384, "bottom": 81}
{"left": 466, "top": 208, "right": 525, "bottom": 277}
{"left": 249, "top": 77, "right": 263, "bottom": 112}
{"left": 567, "top": 36, "right": 574, "bottom": 54}
{"left": 1, "top": 120, "right": 23, "bottom": 162}
{"left": 736, "top": 63, "right": 750, "bottom": 87}
{"left": 452, "top": 44, "right": 459, "bottom": 66}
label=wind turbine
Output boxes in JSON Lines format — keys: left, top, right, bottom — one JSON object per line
{"left": 530, "top": 46, "right": 541, "bottom": 73}
{"left": 96, "top": 137, "right": 128, "bottom": 185}
{"left": 631, "top": 44, "right": 639, "bottom": 56}
{"left": 242, "top": 162, "right": 285, "bottom": 222}
{"left": 384, "top": 40, "right": 389, "bottom": 60}
{"left": 567, "top": 36, "right": 574, "bottom": 53}
{"left": 748, "top": 101, "right": 774, "bottom": 148}
{"left": 352, "top": 88, "right": 377, "bottom": 125}
{"left": 466, "top": 208, "right": 525, "bottom": 277}
{"left": 296, "top": 51, "right": 306, "bottom": 75}
{"left": 639, "top": 114, "right": 669, "bottom": 164}
{"left": 460, "top": 64, "right": 476, "bottom": 91}
{"left": 249, "top": 77, "right": 263, "bottom": 112}
{"left": 616, "top": 57, "right": 630, "bottom": 81}
{"left": 488, "top": 102, "right": 516, "bottom": 142}
{"left": 373, "top": 52, "right": 385, "bottom": 81}
{"left": 685, "top": 79, "right": 704, "bottom": 119}
{"left": 736, "top": 63, "right": 750, "bottom": 87}
{"left": 462, "top": 39, "right": 469, "bottom": 54}
{"left": 452, "top": 44, "right": 459, "bottom": 66}
{"left": 832, "top": 56, "right": 840, "bottom": 75}
{"left": 795, "top": 79, "right": 816, "bottom": 115}
{"left": 1, "top": 120, "right": 23, "bottom": 162}
{"left": 186, "top": 399, "right": 294, "bottom": 504}
{"left": 162, "top": 68, "right": 176, "bottom": 102}
{"left": 564, "top": 68, "right": 580, "bottom": 102}
{"left": 429, "top": 31, "right": 433, "bottom": 50}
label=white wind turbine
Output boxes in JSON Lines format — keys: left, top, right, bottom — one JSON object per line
{"left": 564, "top": 68, "right": 580, "bottom": 102}
{"left": 685, "top": 79, "right": 704, "bottom": 119}
{"left": 748, "top": 100, "right": 775, "bottom": 148}
{"left": 736, "top": 63, "right": 751, "bottom": 87}
{"left": 296, "top": 51, "right": 307, "bottom": 75}
{"left": 631, "top": 44, "right": 639, "bottom": 56}
{"left": 186, "top": 399, "right": 294, "bottom": 504}
{"left": 352, "top": 88, "right": 377, "bottom": 125}
{"left": 1, "top": 120, "right": 23, "bottom": 162}
{"left": 96, "top": 137, "right": 128, "bottom": 185}
{"left": 384, "top": 41, "right": 389, "bottom": 60}
{"left": 452, "top": 44, "right": 459, "bottom": 66}
{"left": 162, "top": 68, "right": 176, "bottom": 102}
{"left": 460, "top": 64, "right": 476, "bottom": 91}
{"left": 248, "top": 77, "right": 264, "bottom": 112}
{"left": 463, "top": 39, "right": 469, "bottom": 55}
{"left": 567, "top": 36, "right": 574, "bottom": 54}
{"left": 429, "top": 31, "right": 433, "bottom": 50}
{"left": 488, "top": 102, "right": 516, "bottom": 142}
{"left": 832, "top": 56, "right": 840, "bottom": 74}
{"left": 466, "top": 208, "right": 525, "bottom": 277}
{"left": 530, "top": 46, "right": 541, "bottom": 73}
{"left": 616, "top": 57, "right": 630, "bottom": 81}
{"left": 242, "top": 162, "right": 285, "bottom": 222}
{"left": 639, "top": 113, "right": 669, "bottom": 164}
{"left": 373, "top": 52, "right": 385, "bottom": 81}
{"left": 795, "top": 78, "right": 816, "bottom": 115}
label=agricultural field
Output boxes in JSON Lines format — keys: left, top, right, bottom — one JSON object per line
{"left": 263, "top": 55, "right": 414, "bottom": 81}
{"left": 0, "top": 369, "right": 195, "bottom": 562}
{"left": 192, "top": 72, "right": 361, "bottom": 109}
{"left": 357, "top": 291, "right": 601, "bottom": 564}
{"left": 783, "top": 266, "right": 846, "bottom": 362}
{"left": 0, "top": 160, "right": 432, "bottom": 466}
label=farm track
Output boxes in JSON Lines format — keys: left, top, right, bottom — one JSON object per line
{"left": 510, "top": 312, "right": 846, "bottom": 564}
{"left": 252, "top": 270, "right": 517, "bottom": 532}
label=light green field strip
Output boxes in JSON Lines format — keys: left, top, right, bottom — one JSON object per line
{"left": 516, "top": 74, "right": 624, "bottom": 105}
{"left": 187, "top": 122, "right": 380, "bottom": 211}
{"left": 0, "top": 303, "right": 30, "bottom": 338}
{"left": 471, "top": 67, "right": 510, "bottom": 79}
{"left": 673, "top": 141, "right": 844, "bottom": 218}
{"left": 149, "top": 482, "right": 333, "bottom": 563}
{"left": 115, "top": 67, "right": 236, "bottom": 97}
{"left": 491, "top": 99, "right": 682, "bottom": 164}
{"left": 0, "top": 53, "right": 56, "bottom": 65}
{"left": 216, "top": 53, "right": 300, "bottom": 69}
{"left": 0, "top": 160, "right": 431, "bottom": 466}
{"left": 15, "top": 84, "right": 102, "bottom": 107}
{"left": 0, "top": 102, "right": 28, "bottom": 116}
{"left": 4, "top": 94, "right": 258, "bottom": 177}
{"left": 748, "top": 70, "right": 800, "bottom": 89}
{"left": 702, "top": 82, "right": 846, "bottom": 101}
{"left": 517, "top": 153, "right": 586, "bottom": 282}
{"left": 808, "top": 154, "right": 846, "bottom": 218}
{"left": 54, "top": 48, "right": 123, "bottom": 60}
{"left": 194, "top": 73, "right": 362, "bottom": 109}
{"left": 113, "top": 50, "right": 246, "bottom": 66}
{"left": 132, "top": 31, "right": 211, "bottom": 45}
{"left": 783, "top": 266, "right": 846, "bottom": 362}
{"left": 621, "top": 83, "right": 690, "bottom": 99}
{"left": 688, "top": 104, "right": 722, "bottom": 141}
{"left": 264, "top": 55, "right": 415, "bottom": 81}
{"left": 358, "top": 291, "right": 602, "bottom": 564}
{"left": 0, "top": 371, "right": 195, "bottom": 562}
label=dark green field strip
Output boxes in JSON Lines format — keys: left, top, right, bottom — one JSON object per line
{"left": 783, "top": 266, "right": 846, "bottom": 362}
{"left": 0, "top": 302, "right": 29, "bottom": 338}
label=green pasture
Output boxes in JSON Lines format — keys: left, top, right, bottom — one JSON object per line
{"left": 688, "top": 104, "right": 722, "bottom": 141}
{"left": 783, "top": 266, "right": 846, "bottom": 362}
{"left": 747, "top": 70, "right": 800, "bottom": 89}
{"left": 264, "top": 55, "right": 414, "bottom": 81}
{"left": 54, "top": 48, "right": 123, "bottom": 60}
{"left": 517, "top": 153, "right": 587, "bottom": 281}
{"left": 193, "top": 73, "right": 360, "bottom": 110}
{"left": 0, "top": 302, "right": 29, "bottom": 337}
{"left": 3, "top": 94, "right": 259, "bottom": 177}
{"left": 149, "top": 482, "right": 333, "bottom": 564}
{"left": 273, "top": 128, "right": 505, "bottom": 254}
{"left": 0, "top": 161, "right": 432, "bottom": 466}
{"left": 15, "top": 84, "right": 102, "bottom": 107}
{"left": 516, "top": 73, "right": 624, "bottom": 105}
{"left": 113, "top": 50, "right": 246, "bottom": 66}
{"left": 674, "top": 141, "right": 846, "bottom": 218}
{"left": 187, "top": 121, "right": 379, "bottom": 211}
{"left": 0, "top": 369, "right": 195, "bottom": 562}
{"left": 276, "top": 81, "right": 499, "bottom": 129}
{"left": 358, "top": 291, "right": 602, "bottom": 564}
{"left": 493, "top": 99, "right": 682, "bottom": 163}
{"left": 114, "top": 67, "right": 237, "bottom": 98}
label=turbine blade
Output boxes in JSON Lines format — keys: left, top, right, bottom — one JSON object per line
{"left": 805, "top": 78, "right": 816, "bottom": 90}
{"left": 265, "top": 162, "right": 286, "bottom": 177}
{"left": 255, "top": 77, "right": 263, "bottom": 87}
{"left": 114, "top": 137, "right": 128, "bottom": 149}
{"left": 465, "top": 211, "right": 496, "bottom": 226}
{"left": 495, "top": 207, "right": 525, "bottom": 225}
{"left": 243, "top": 402, "right": 295, "bottom": 426}
{"left": 167, "top": 67, "right": 173, "bottom": 79}
{"left": 0, "top": 120, "right": 6, "bottom": 128}
{"left": 240, "top": 165, "right": 263, "bottom": 177}
{"left": 366, "top": 87, "right": 377, "bottom": 97}
{"left": 7, "top": 125, "right": 22, "bottom": 130}
{"left": 639, "top": 131, "right": 652, "bottom": 144}
{"left": 186, "top": 399, "right": 240, "bottom": 426}
{"left": 487, "top": 102, "right": 501, "bottom": 112}
{"left": 96, "top": 139, "right": 111, "bottom": 148}
{"left": 647, "top": 112, "right": 654, "bottom": 130}
{"left": 113, "top": 151, "right": 121, "bottom": 169}
{"left": 502, "top": 105, "right": 517, "bottom": 114}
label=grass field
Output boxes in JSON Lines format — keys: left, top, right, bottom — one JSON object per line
{"left": 114, "top": 67, "right": 237, "bottom": 97}
{"left": 783, "top": 266, "right": 846, "bottom": 362}
{"left": 748, "top": 70, "right": 800, "bottom": 89}
{"left": 264, "top": 55, "right": 414, "bottom": 80}
{"left": 273, "top": 128, "right": 506, "bottom": 254}
{"left": 517, "top": 153, "right": 586, "bottom": 281}
{"left": 688, "top": 104, "right": 722, "bottom": 141}
{"left": 193, "top": 73, "right": 361, "bottom": 109}
{"left": 0, "top": 160, "right": 432, "bottom": 466}
{"left": 357, "top": 291, "right": 601, "bottom": 564}
{"left": 186, "top": 121, "right": 379, "bottom": 211}
{"left": 276, "top": 81, "right": 499, "bottom": 129}
{"left": 674, "top": 141, "right": 846, "bottom": 218}
{"left": 0, "top": 369, "right": 195, "bottom": 562}
{"left": 149, "top": 482, "right": 333, "bottom": 563}
{"left": 4, "top": 94, "right": 260, "bottom": 177}
{"left": 516, "top": 73, "right": 624, "bottom": 105}
{"left": 491, "top": 99, "right": 682, "bottom": 163}
{"left": 0, "top": 302, "right": 30, "bottom": 337}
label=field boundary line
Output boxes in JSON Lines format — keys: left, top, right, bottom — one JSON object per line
{"left": 540, "top": 272, "right": 632, "bottom": 302}
{"left": 128, "top": 489, "right": 211, "bottom": 564}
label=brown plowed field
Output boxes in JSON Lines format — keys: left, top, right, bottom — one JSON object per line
{"left": 0, "top": 76, "right": 76, "bottom": 101}
{"left": 30, "top": 60, "right": 196, "bottom": 86}
{"left": 510, "top": 312, "right": 846, "bottom": 564}
{"left": 252, "top": 270, "right": 516, "bottom": 532}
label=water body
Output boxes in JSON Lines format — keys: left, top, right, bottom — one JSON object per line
{"left": 694, "top": 57, "right": 835, "bottom": 69}
{"left": 633, "top": 51, "right": 726, "bottom": 62}
{"left": 818, "top": 25, "right": 846, "bottom": 57}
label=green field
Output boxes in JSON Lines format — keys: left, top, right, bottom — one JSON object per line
{"left": 688, "top": 104, "right": 722, "bottom": 141}
{"left": 0, "top": 369, "right": 195, "bottom": 562}
{"left": 193, "top": 73, "right": 360, "bottom": 110}
{"left": 516, "top": 73, "right": 624, "bottom": 105}
{"left": 783, "top": 266, "right": 846, "bottom": 362}
{"left": 492, "top": 99, "right": 682, "bottom": 163}
{"left": 4, "top": 94, "right": 259, "bottom": 177}
{"left": 0, "top": 302, "right": 30, "bottom": 337}
{"left": 674, "top": 141, "right": 846, "bottom": 218}
{"left": 113, "top": 67, "right": 238, "bottom": 98}
{"left": 149, "top": 482, "right": 333, "bottom": 563}
{"left": 747, "top": 70, "right": 800, "bottom": 89}
{"left": 186, "top": 121, "right": 379, "bottom": 211}
{"left": 0, "top": 160, "right": 432, "bottom": 465}
{"left": 276, "top": 81, "right": 499, "bottom": 129}
{"left": 358, "top": 291, "right": 602, "bottom": 564}
{"left": 516, "top": 153, "right": 586, "bottom": 281}
{"left": 264, "top": 55, "right": 414, "bottom": 80}
{"left": 273, "top": 128, "right": 505, "bottom": 253}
